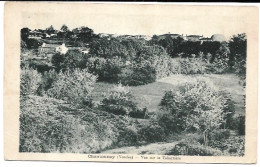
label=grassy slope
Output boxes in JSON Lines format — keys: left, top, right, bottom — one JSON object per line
{"left": 92, "top": 74, "right": 245, "bottom": 116}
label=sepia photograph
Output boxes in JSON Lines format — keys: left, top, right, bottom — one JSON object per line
{"left": 4, "top": 2, "right": 258, "bottom": 163}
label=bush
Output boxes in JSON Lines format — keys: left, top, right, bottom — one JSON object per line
{"left": 180, "top": 133, "right": 205, "bottom": 145}
{"left": 37, "top": 70, "right": 58, "bottom": 95}
{"left": 19, "top": 95, "right": 119, "bottom": 153}
{"left": 47, "top": 68, "right": 96, "bottom": 106}
{"left": 228, "top": 115, "right": 245, "bottom": 135}
{"left": 159, "top": 79, "right": 236, "bottom": 133}
{"left": 26, "top": 60, "right": 54, "bottom": 73}
{"left": 178, "top": 57, "right": 208, "bottom": 74}
{"left": 208, "top": 129, "right": 231, "bottom": 142}
{"left": 208, "top": 133, "right": 245, "bottom": 156}
{"left": 138, "top": 121, "right": 166, "bottom": 143}
{"left": 156, "top": 111, "right": 179, "bottom": 134}
{"left": 237, "top": 115, "right": 245, "bottom": 135}
{"left": 121, "top": 62, "right": 157, "bottom": 86}
{"left": 20, "top": 66, "right": 42, "bottom": 96}
{"left": 225, "top": 136, "right": 245, "bottom": 156}
{"left": 166, "top": 142, "right": 223, "bottom": 156}
{"left": 99, "top": 84, "right": 146, "bottom": 118}
{"left": 86, "top": 56, "right": 124, "bottom": 83}
{"left": 25, "top": 38, "right": 42, "bottom": 49}
{"left": 117, "top": 126, "right": 139, "bottom": 147}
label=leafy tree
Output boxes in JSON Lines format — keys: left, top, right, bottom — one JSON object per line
{"left": 21, "top": 27, "right": 30, "bottom": 41}
{"left": 47, "top": 68, "right": 96, "bottom": 105}
{"left": 20, "top": 66, "right": 42, "bottom": 96}
{"left": 51, "top": 50, "right": 88, "bottom": 72}
{"left": 160, "top": 80, "right": 235, "bottom": 145}
{"left": 59, "top": 24, "right": 72, "bottom": 40}
{"left": 229, "top": 33, "right": 247, "bottom": 76}
{"left": 99, "top": 84, "right": 145, "bottom": 118}
{"left": 46, "top": 25, "right": 55, "bottom": 34}
{"left": 77, "top": 26, "right": 94, "bottom": 43}
{"left": 60, "top": 24, "right": 69, "bottom": 32}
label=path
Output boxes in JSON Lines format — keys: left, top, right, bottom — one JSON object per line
{"left": 101, "top": 142, "right": 178, "bottom": 155}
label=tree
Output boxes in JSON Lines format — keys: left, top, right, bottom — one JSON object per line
{"left": 46, "top": 25, "right": 55, "bottom": 34}
{"left": 59, "top": 24, "right": 71, "bottom": 41}
{"left": 229, "top": 33, "right": 247, "bottom": 76}
{"left": 77, "top": 26, "right": 94, "bottom": 43}
{"left": 21, "top": 27, "right": 30, "bottom": 41}
{"left": 160, "top": 80, "right": 235, "bottom": 145}
{"left": 60, "top": 24, "right": 69, "bottom": 32}
{"left": 51, "top": 50, "right": 88, "bottom": 72}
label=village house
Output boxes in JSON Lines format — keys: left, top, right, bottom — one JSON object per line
{"left": 28, "top": 30, "right": 44, "bottom": 39}
{"left": 183, "top": 35, "right": 203, "bottom": 41}
{"left": 38, "top": 43, "right": 68, "bottom": 56}
{"left": 199, "top": 37, "right": 213, "bottom": 44}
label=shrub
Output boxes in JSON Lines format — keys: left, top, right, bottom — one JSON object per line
{"left": 122, "top": 62, "right": 157, "bottom": 86}
{"left": 37, "top": 70, "right": 58, "bottom": 95}
{"left": 207, "top": 42, "right": 230, "bottom": 74}
{"left": 208, "top": 133, "right": 245, "bottom": 156}
{"left": 99, "top": 84, "right": 145, "bottom": 118}
{"left": 208, "top": 129, "right": 231, "bottom": 142}
{"left": 160, "top": 79, "right": 236, "bottom": 135}
{"left": 138, "top": 121, "right": 166, "bottom": 143}
{"left": 156, "top": 111, "right": 180, "bottom": 134}
{"left": 19, "top": 95, "right": 119, "bottom": 153}
{"left": 180, "top": 133, "right": 205, "bottom": 145}
{"left": 20, "top": 66, "right": 42, "bottom": 96}
{"left": 47, "top": 68, "right": 96, "bottom": 106}
{"left": 26, "top": 60, "right": 53, "bottom": 73}
{"left": 237, "top": 115, "right": 245, "bottom": 135}
{"left": 51, "top": 53, "right": 65, "bottom": 72}
{"left": 227, "top": 115, "right": 245, "bottom": 135}
{"left": 225, "top": 136, "right": 245, "bottom": 156}
{"left": 86, "top": 56, "right": 124, "bottom": 83}
{"left": 25, "top": 38, "right": 42, "bottom": 49}
{"left": 178, "top": 57, "right": 207, "bottom": 74}
{"left": 117, "top": 126, "right": 139, "bottom": 147}
{"left": 166, "top": 142, "right": 223, "bottom": 156}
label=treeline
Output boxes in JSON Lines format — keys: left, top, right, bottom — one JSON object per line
{"left": 48, "top": 33, "right": 246, "bottom": 86}
{"left": 21, "top": 25, "right": 247, "bottom": 85}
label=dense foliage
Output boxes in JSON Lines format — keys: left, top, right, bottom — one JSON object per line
{"left": 159, "top": 79, "right": 235, "bottom": 137}
{"left": 98, "top": 84, "right": 146, "bottom": 118}
{"left": 20, "top": 66, "right": 42, "bottom": 96}
{"left": 51, "top": 50, "right": 88, "bottom": 72}
{"left": 47, "top": 68, "right": 96, "bottom": 106}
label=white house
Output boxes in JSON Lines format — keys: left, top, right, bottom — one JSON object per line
{"left": 55, "top": 43, "right": 68, "bottom": 55}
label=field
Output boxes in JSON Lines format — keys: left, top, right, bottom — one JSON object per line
{"left": 92, "top": 74, "right": 245, "bottom": 116}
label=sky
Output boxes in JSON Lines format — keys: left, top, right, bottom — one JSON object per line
{"left": 20, "top": 3, "right": 252, "bottom": 39}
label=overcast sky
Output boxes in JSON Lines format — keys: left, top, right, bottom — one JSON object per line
{"left": 21, "top": 3, "right": 251, "bottom": 39}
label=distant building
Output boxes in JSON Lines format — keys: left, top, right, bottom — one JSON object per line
{"left": 184, "top": 35, "right": 203, "bottom": 41}
{"left": 28, "top": 30, "right": 44, "bottom": 39}
{"left": 211, "top": 34, "right": 227, "bottom": 42}
{"left": 56, "top": 43, "right": 68, "bottom": 55}
{"left": 157, "top": 33, "right": 182, "bottom": 40}
{"left": 38, "top": 43, "right": 59, "bottom": 56}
